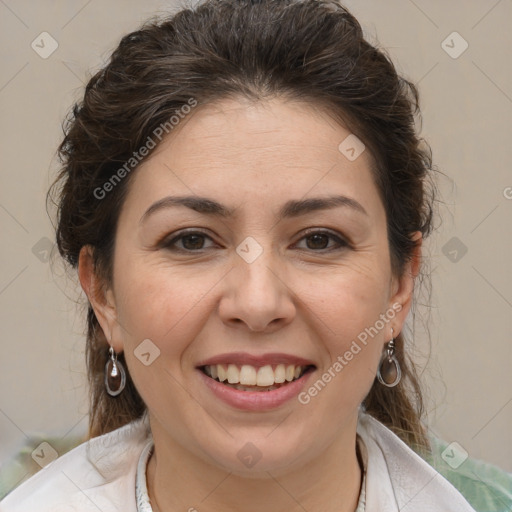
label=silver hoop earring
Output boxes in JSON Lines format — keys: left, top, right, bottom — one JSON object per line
{"left": 377, "top": 329, "right": 401, "bottom": 388}
{"left": 105, "top": 346, "right": 126, "bottom": 396}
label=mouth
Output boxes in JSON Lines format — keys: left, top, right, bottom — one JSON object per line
{"left": 198, "top": 363, "right": 316, "bottom": 392}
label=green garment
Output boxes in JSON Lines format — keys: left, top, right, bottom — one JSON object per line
{"left": 424, "top": 435, "right": 512, "bottom": 512}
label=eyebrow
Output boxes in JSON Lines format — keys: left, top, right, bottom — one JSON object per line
{"left": 139, "top": 194, "right": 368, "bottom": 225}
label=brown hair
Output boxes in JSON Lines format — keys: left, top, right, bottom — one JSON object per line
{"left": 48, "top": 0, "right": 436, "bottom": 451}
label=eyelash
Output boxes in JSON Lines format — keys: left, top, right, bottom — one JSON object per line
{"left": 161, "top": 228, "right": 350, "bottom": 254}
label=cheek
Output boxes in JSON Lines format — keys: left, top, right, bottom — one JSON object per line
{"left": 112, "top": 256, "right": 228, "bottom": 385}
{"left": 294, "top": 260, "right": 390, "bottom": 387}
{"left": 113, "top": 267, "right": 208, "bottom": 416}
{"left": 113, "top": 249, "right": 203, "bottom": 331}
{"left": 299, "top": 258, "right": 391, "bottom": 335}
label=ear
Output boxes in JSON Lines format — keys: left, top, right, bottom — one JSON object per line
{"left": 387, "top": 231, "right": 422, "bottom": 336}
{"left": 78, "top": 245, "right": 123, "bottom": 353}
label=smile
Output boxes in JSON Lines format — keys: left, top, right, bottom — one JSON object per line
{"left": 196, "top": 354, "right": 317, "bottom": 410}
{"left": 200, "top": 363, "right": 315, "bottom": 391}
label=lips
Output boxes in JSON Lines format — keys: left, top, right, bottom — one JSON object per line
{"left": 197, "top": 364, "right": 315, "bottom": 410}
{"left": 196, "top": 352, "right": 316, "bottom": 402}
{"left": 196, "top": 352, "right": 316, "bottom": 368}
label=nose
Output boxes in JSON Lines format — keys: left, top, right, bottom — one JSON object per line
{"left": 218, "top": 247, "right": 296, "bottom": 333}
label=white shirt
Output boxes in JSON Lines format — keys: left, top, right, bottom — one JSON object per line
{"left": 0, "top": 411, "right": 476, "bottom": 511}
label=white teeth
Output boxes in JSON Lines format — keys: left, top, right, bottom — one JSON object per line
{"left": 217, "top": 365, "right": 227, "bottom": 382}
{"left": 227, "top": 364, "right": 239, "bottom": 384}
{"left": 203, "top": 363, "right": 309, "bottom": 386}
{"left": 256, "top": 365, "right": 275, "bottom": 387}
{"left": 239, "top": 365, "right": 257, "bottom": 385}
{"left": 274, "top": 364, "right": 286, "bottom": 383}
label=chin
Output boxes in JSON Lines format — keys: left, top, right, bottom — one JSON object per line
{"left": 199, "top": 434, "right": 313, "bottom": 478}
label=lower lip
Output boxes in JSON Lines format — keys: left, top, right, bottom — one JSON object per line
{"left": 197, "top": 369, "right": 315, "bottom": 411}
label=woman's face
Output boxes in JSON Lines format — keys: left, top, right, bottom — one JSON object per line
{"left": 84, "top": 96, "right": 418, "bottom": 475}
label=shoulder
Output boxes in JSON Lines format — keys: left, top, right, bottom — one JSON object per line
{"left": 0, "top": 415, "right": 152, "bottom": 512}
{"left": 356, "top": 411, "right": 477, "bottom": 511}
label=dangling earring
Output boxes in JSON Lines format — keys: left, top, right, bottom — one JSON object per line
{"left": 377, "top": 328, "right": 401, "bottom": 387}
{"left": 105, "top": 346, "right": 126, "bottom": 396}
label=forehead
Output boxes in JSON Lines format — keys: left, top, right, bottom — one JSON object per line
{"left": 120, "top": 96, "right": 383, "bottom": 222}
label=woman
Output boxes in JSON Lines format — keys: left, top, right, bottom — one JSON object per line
{"left": 0, "top": 0, "right": 479, "bottom": 510}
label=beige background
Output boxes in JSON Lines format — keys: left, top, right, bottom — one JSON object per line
{"left": 1, "top": 0, "right": 511, "bottom": 477}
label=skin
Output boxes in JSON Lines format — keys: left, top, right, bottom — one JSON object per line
{"left": 79, "top": 96, "right": 421, "bottom": 512}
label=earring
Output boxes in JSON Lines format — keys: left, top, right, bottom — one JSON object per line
{"left": 105, "top": 346, "right": 126, "bottom": 396}
{"left": 377, "top": 328, "right": 401, "bottom": 387}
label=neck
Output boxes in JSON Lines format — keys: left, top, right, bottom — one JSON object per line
{"left": 146, "top": 415, "right": 362, "bottom": 512}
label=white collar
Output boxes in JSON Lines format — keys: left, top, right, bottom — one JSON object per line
{"left": 0, "top": 411, "right": 475, "bottom": 511}
{"left": 356, "top": 412, "right": 476, "bottom": 510}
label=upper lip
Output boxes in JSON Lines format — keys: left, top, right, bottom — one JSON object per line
{"left": 196, "top": 352, "right": 316, "bottom": 368}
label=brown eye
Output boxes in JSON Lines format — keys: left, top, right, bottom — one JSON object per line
{"left": 295, "top": 230, "right": 349, "bottom": 252}
{"left": 306, "top": 233, "right": 330, "bottom": 250}
{"left": 162, "top": 230, "right": 216, "bottom": 252}
{"left": 180, "top": 234, "right": 207, "bottom": 250}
